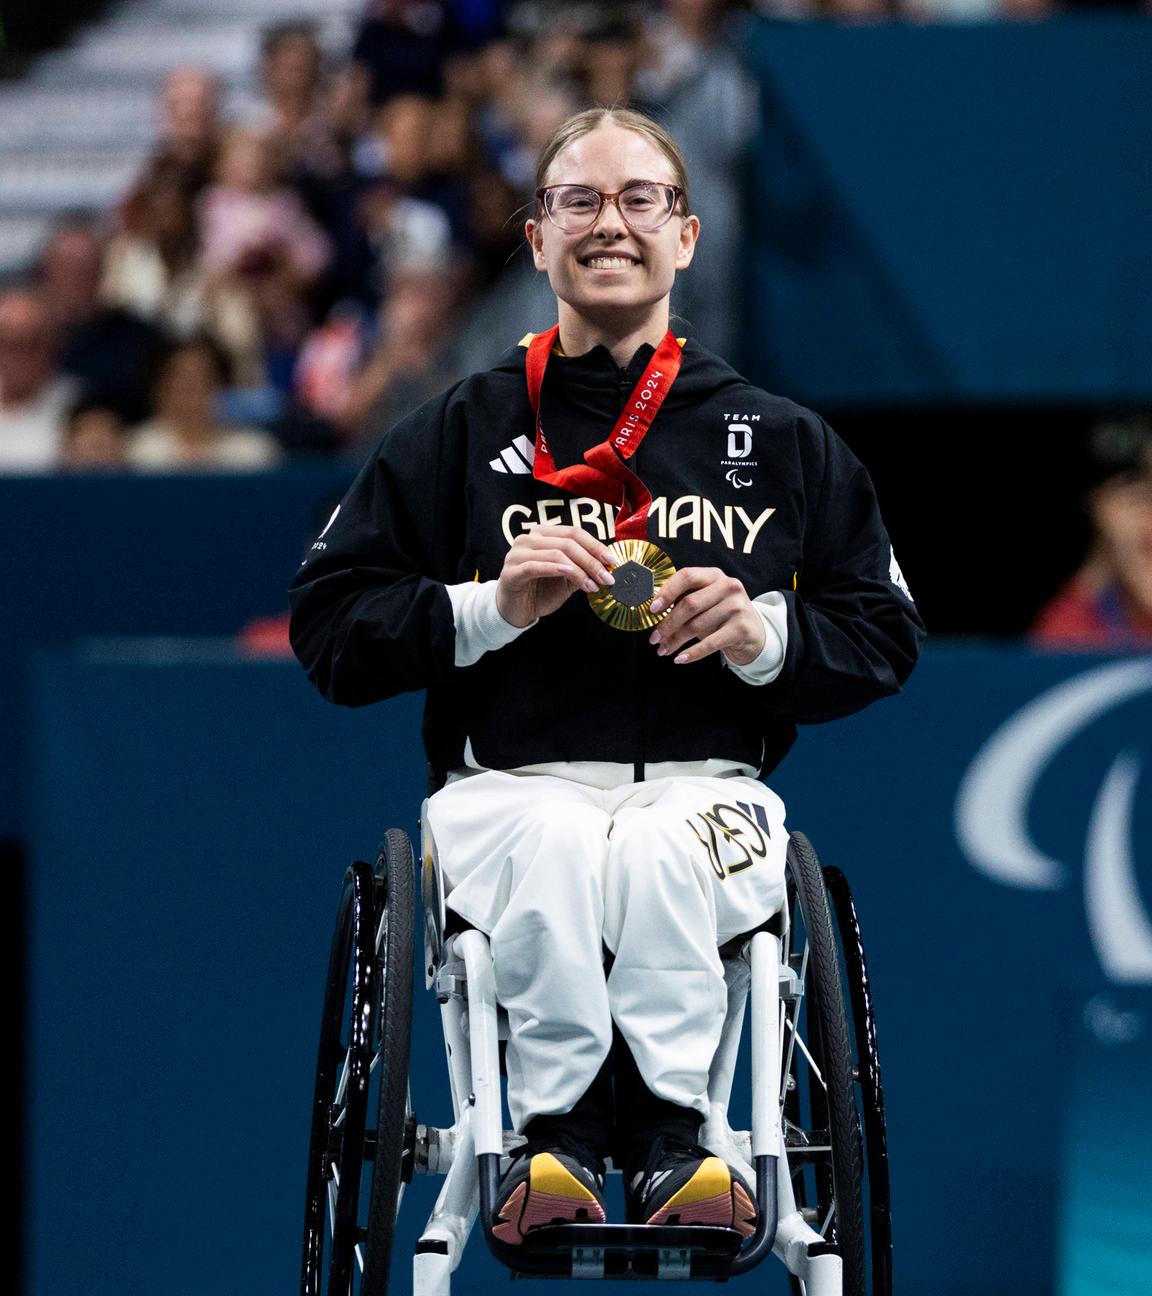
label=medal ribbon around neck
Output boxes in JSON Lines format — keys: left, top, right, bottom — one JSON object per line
{"left": 524, "top": 325, "right": 682, "bottom": 541}
{"left": 524, "top": 326, "right": 683, "bottom": 628}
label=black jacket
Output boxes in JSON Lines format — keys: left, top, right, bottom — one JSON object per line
{"left": 289, "top": 338, "right": 925, "bottom": 782}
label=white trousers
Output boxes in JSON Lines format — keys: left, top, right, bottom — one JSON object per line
{"left": 425, "top": 770, "right": 788, "bottom": 1134}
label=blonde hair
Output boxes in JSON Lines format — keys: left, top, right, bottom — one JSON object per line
{"left": 533, "top": 106, "right": 691, "bottom": 216}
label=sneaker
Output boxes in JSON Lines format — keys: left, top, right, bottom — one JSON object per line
{"left": 492, "top": 1141, "right": 608, "bottom": 1245}
{"left": 626, "top": 1134, "right": 757, "bottom": 1236}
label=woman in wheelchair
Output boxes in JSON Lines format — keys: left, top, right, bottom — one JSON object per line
{"left": 290, "top": 106, "right": 923, "bottom": 1251}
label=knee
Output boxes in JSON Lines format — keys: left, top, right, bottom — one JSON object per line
{"left": 513, "top": 803, "right": 609, "bottom": 880}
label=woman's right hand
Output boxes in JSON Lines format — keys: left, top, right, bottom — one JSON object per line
{"left": 496, "top": 524, "right": 616, "bottom": 628}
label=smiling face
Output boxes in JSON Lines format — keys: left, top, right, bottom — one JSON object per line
{"left": 525, "top": 122, "right": 699, "bottom": 353}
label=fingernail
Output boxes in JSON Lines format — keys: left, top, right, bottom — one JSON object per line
{"left": 649, "top": 630, "right": 660, "bottom": 645}
{"left": 584, "top": 579, "right": 599, "bottom": 593}
{"left": 649, "top": 597, "right": 665, "bottom": 614}
{"left": 674, "top": 653, "right": 688, "bottom": 665}
{"left": 598, "top": 568, "right": 614, "bottom": 584}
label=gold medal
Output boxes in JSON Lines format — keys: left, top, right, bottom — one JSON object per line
{"left": 588, "top": 539, "right": 676, "bottom": 631}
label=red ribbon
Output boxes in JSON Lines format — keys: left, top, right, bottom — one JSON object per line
{"left": 524, "top": 326, "right": 683, "bottom": 542}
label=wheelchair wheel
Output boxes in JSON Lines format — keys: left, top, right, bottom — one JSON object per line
{"left": 362, "top": 829, "right": 416, "bottom": 1291}
{"left": 301, "top": 830, "right": 415, "bottom": 1296}
{"left": 823, "top": 864, "right": 892, "bottom": 1296}
{"left": 783, "top": 832, "right": 891, "bottom": 1296}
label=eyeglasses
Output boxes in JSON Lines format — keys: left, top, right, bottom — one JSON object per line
{"left": 536, "top": 182, "right": 685, "bottom": 233}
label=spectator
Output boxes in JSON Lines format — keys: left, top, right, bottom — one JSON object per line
{"left": 356, "top": 94, "right": 472, "bottom": 245}
{"left": 815, "top": 0, "right": 904, "bottom": 18}
{"left": 1032, "top": 418, "right": 1152, "bottom": 649}
{"left": 295, "top": 269, "right": 459, "bottom": 441}
{"left": 0, "top": 289, "right": 76, "bottom": 472}
{"left": 344, "top": 269, "right": 460, "bottom": 437}
{"left": 352, "top": 0, "right": 468, "bottom": 107}
{"left": 128, "top": 335, "right": 281, "bottom": 470}
{"left": 489, "top": 68, "right": 582, "bottom": 194}
{"left": 257, "top": 21, "right": 326, "bottom": 146}
{"left": 582, "top": 9, "right": 645, "bottom": 106}
{"left": 59, "top": 398, "right": 129, "bottom": 471}
{"left": 998, "top": 0, "right": 1059, "bottom": 18}
{"left": 249, "top": 20, "right": 356, "bottom": 195}
{"left": 251, "top": 58, "right": 375, "bottom": 314}
{"left": 104, "top": 158, "right": 265, "bottom": 387}
{"left": 36, "top": 220, "right": 169, "bottom": 424}
{"left": 466, "top": 168, "right": 527, "bottom": 290}
{"left": 153, "top": 66, "right": 225, "bottom": 193}
{"left": 199, "top": 127, "right": 331, "bottom": 287}
{"left": 199, "top": 126, "right": 332, "bottom": 389}
{"left": 633, "top": 0, "right": 758, "bottom": 358}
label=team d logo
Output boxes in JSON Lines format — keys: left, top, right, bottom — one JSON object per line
{"left": 721, "top": 416, "right": 760, "bottom": 488}
{"left": 727, "top": 427, "right": 752, "bottom": 459}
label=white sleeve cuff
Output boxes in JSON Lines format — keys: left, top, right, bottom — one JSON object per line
{"left": 722, "top": 590, "right": 788, "bottom": 686}
{"left": 446, "top": 580, "right": 535, "bottom": 667}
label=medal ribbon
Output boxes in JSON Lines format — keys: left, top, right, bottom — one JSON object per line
{"left": 525, "top": 326, "right": 682, "bottom": 541}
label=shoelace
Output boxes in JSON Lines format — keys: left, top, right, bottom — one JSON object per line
{"left": 629, "top": 1132, "right": 715, "bottom": 1194}
{"left": 507, "top": 1129, "right": 607, "bottom": 1187}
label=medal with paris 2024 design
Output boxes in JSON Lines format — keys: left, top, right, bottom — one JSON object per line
{"left": 524, "top": 326, "right": 682, "bottom": 630}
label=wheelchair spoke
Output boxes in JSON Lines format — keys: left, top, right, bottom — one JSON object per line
{"left": 334, "top": 1045, "right": 352, "bottom": 1111}
{"left": 781, "top": 1005, "right": 799, "bottom": 1102}
{"left": 787, "top": 1016, "right": 826, "bottom": 1089}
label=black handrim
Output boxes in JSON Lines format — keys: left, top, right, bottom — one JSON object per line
{"left": 361, "top": 829, "right": 416, "bottom": 1295}
{"left": 784, "top": 832, "right": 866, "bottom": 1295}
{"left": 301, "top": 860, "right": 378, "bottom": 1296}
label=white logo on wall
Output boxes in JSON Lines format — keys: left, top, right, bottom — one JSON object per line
{"left": 955, "top": 660, "right": 1152, "bottom": 984}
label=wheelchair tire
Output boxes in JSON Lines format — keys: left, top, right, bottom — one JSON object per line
{"left": 783, "top": 832, "right": 877, "bottom": 1296}
{"left": 824, "top": 865, "right": 893, "bottom": 1296}
{"left": 362, "top": 829, "right": 415, "bottom": 1295}
{"left": 300, "top": 831, "right": 415, "bottom": 1296}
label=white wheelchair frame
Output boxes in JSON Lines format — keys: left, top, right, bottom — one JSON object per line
{"left": 410, "top": 809, "right": 847, "bottom": 1294}
{"left": 301, "top": 816, "right": 889, "bottom": 1296}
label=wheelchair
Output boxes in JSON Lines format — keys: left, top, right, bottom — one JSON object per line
{"left": 301, "top": 814, "right": 892, "bottom": 1295}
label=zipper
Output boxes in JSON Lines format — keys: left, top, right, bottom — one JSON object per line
{"left": 632, "top": 632, "right": 646, "bottom": 783}
{"left": 618, "top": 362, "right": 648, "bottom": 782}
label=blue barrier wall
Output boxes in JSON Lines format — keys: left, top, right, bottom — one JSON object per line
{"left": 0, "top": 469, "right": 353, "bottom": 839}
{"left": 27, "top": 644, "right": 1152, "bottom": 1296}
{"left": 740, "top": 17, "right": 1152, "bottom": 405}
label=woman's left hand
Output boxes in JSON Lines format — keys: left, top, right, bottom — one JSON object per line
{"left": 647, "top": 568, "right": 766, "bottom": 666}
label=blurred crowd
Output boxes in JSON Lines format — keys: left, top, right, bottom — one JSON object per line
{"left": 3, "top": 0, "right": 1139, "bottom": 478}
{"left": 1031, "top": 418, "right": 1152, "bottom": 649}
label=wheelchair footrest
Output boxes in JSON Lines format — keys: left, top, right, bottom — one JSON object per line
{"left": 494, "top": 1223, "right": 744, "bottom": 1280}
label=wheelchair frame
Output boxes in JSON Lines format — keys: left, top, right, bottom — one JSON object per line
{"left": 301, "top": 820, "right": 891, "bottom": 1296}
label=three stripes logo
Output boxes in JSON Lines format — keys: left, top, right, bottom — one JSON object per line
{"left": 490, "top": 435, "right": 536, "bottom": 475}
{"left": 687, "top": 800, "right": 772, "bottom": 881}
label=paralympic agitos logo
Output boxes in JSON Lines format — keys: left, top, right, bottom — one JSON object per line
{"left": 955, "top": 660, "right": 1152, "bottom": 984}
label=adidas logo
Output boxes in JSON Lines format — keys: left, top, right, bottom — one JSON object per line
{"left": 490, "top": 435, "right": 535, "bottom": 474}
